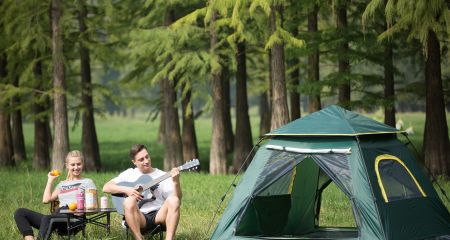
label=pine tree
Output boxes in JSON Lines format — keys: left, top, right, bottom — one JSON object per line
{"left": 364, "top": 0, "right": 450, "bottom": 176}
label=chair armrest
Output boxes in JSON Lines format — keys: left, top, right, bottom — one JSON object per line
{"left": 50, "top": 200, "right": 60, "bottom": 214}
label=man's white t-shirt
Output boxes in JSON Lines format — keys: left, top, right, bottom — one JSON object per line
{"left": 113, "top": 168, "right": 173, "bottom": 214}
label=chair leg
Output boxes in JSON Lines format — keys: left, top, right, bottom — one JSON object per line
{"left": 82, "top": 226, "right": 86, "bottom": 240}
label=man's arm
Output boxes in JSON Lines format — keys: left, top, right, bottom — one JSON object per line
{"left": 170, "top": 168, "right": 182, "bottom": 200}
{"left": 103, "top": 180, "right": 144, "bottom": 200}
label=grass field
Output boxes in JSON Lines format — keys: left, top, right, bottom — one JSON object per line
{"left": 2, "top": 111, "right": 450, "bottom": 239}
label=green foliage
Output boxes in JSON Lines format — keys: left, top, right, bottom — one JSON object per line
{"left": 265, "top": 27, "right": 306, "bottom": 50}
{"left": 363, "top": 0, "right": 450, "bottom": 55}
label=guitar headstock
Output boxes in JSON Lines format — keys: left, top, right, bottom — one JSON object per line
{"left": 179, "top": 159, "right": 200, "bottom": 172}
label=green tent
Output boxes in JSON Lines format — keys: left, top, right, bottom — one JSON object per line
{"left": 211, "top": 105, "right": 450, "bottom": 240}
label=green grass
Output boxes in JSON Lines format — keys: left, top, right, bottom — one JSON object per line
{"left": 1, "top": 169, "right": 237, "bottom": 239}
{"left": 3, "top": 111, "right": 450, "bottom": 239}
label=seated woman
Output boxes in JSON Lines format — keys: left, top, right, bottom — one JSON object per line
{"left": 14, "top": 150, "right": 96, "bottom": 240}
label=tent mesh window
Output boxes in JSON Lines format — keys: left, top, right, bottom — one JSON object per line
{"left": 236, "top": 149, "right": 358, "bottom": 238}
{"left": 375, "top": 154, "right": 426, "bottom": 202}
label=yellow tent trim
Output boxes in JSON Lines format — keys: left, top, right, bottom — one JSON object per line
{"left": 375, "top": 154, "right": 427, "bottom": 203}
{"left": 288, "top": 167, "right": 297, "bottom": 194}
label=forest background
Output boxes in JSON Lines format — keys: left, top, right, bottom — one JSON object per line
{"left": 0, "top": 0, "right": 449, "bottom": 176}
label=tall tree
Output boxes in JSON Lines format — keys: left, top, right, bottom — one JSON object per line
{"left": 259, "top": 91, "right": 271, "bottom": 135}
{"left": 288, "top": 63, "right": 301, "bottom": 119}
{"left": 336, "top": 0, "right": 351, "bottom": 108}
{"left": 222, "top": 63, "right": 234, "bottom": 153}
{"left": 233, "top": 42, "right": 253, "bottom": 172}
{"left": 423, "top": 30, "right": 449, "bottom": 176}
{"left": 181, "top": 82, "right": 199, "bottom": 161}
{"left": 269, "top": 4, "right": 289, "bottom": 130}
{"left": 78, "top": 0, "right": 101, "bottom": 171}
{"left": 33, "top": 60, "right": 51, "bottom": 169}
{"left": 51, "top": 0, "right": 69, "bottom": 170}
{"left": 11, "top": 74, "right": 26, "bottom": 163}
{"left": 307, "top": 4, "right": 321, "bottom": 112}
{"left": 158, "top": 85, "right": 165, "bottom": 145}
{"left": 260, "top": 51, "right": 271, "bottom": 135}
{"left": 209, "top": 10, "right": 227, "bottom": 174}
{"left": 285, "top": 2, "right": 301, "bottom": 120}
{"left": 383, "top": 30, "right": 395, "bottom": 127}
{"left": 0, "top": 54, "right": 14, "bottom": 166}
{"left": 162, "top": 9, "right": 183, "bottom": 170}
{"left": 0, "top": 109, "right": 13, "bottom": 167}
{"left": 364, "top": 0, "right": 450, "bottom": 176}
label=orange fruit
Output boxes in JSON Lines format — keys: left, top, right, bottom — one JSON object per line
{"left": 68, "top": 203, "right": 77, "bottom": 211}
{"left": 51, "top": 169, "right": 60, "bottom": 177}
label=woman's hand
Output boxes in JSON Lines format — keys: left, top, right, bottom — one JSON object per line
{"left": 47, "top": 171, "right": 59, "bottom": 182}
{"left": 43, "top": 171, "right": 60, "bottom": 203}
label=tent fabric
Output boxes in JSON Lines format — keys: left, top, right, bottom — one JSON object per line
{"left": 211, "top": 105, "right": 450, "bottom": 240}
{"left": 265, "top": 105, "right": 404, "bottom": 136}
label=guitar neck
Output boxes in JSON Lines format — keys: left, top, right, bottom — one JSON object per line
{"left": 141, "top": 172, "right": 172, "bottom": 191}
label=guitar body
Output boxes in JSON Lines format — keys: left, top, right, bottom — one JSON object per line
{"left": 111, "top": 174, "right": 157, "bottom": 215}
{"left": 110, "top": 159, "right": 199, "bottom": 215}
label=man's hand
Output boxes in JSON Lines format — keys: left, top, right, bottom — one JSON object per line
{"left": 124, "top": 187, "right": 144, "bottom": 201}
{"left": 171, "top": 167, "right": 180, "bottom": 182}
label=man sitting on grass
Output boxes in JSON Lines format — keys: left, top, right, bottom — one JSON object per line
{"left": 103, "top": 144, "right": 182, "bottom": 240}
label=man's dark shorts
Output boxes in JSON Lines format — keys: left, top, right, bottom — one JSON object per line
{"left": 142, "top": 210, "right": 165, "bottom": 233}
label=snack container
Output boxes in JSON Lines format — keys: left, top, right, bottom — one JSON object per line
{"left": 85, "top": 188, "right": 98, "bottom": 210}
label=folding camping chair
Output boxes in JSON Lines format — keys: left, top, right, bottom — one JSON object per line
{"left": 122, "top": 217, "right": 164, "bottom": 240}
{"left": 43, "top": 200, "right": 86, "bottom": 240}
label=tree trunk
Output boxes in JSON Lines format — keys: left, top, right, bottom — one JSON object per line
{"left": 259, "top": 51, "right": 272, "bottom": 136}
{"left": 289, "top": 59, "right": 301, "bottom": 120}
{"left": 209, "top": 11, "right": 227, "bottom": 174}
{"left": 33, "top": 60, "right": 51, "bottom": 169}
{"left": 163, "top": 9, "right": 183, "bottom": 171}
{"left": 51, "top": 0, "right": 69, "bottom": 170}
{"left": 383, "top": 39, "right": 396, "bottom": 127}
{"left": 233, "top": 42, "right": 253, "bottom": 173}
{"left": 288, "top": 24, "right": 301, "bottom": 120}
{"left": 270, "top": 5, "right": 289, "bottom": 130}
{"left": 222, "top": 64, "right": 234, "bottom": 153}
{"left": 78, "top": 0, "right": 101, "bottom": 171}
{"left": 259, "top": 92, "right": 271, "bottom": 136}
{"left": 423, "top": 30, "right": 450, "bottom": 177}
{"left": 308, "top": 5, "right": 321, "bottom": 113}
{"left": 0, "top": 109, "right": 14, "bottom": 166}
{"left": 181, "top": 82, "right": 199, "bottom": 162}
{"left": 11, "top": 75, "right": 27, "bottom": 163}
{"left": 0, "top": 54, "right": 14, "bottom": 166}
{"left": 336, "top": 3, "right": 351, "bottom": 108}
{"left": 158, "top": 81, "right": 165, "bottom": 144}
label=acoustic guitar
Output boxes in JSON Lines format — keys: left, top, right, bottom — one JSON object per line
{"left": 111, "top": 159, "right": 199, "bottom": 215}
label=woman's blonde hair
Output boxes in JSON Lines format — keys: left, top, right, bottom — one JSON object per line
{"left": 65, "top": 150, "right": 84, "bottom": 180}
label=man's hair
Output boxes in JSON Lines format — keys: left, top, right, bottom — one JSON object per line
{"left": 129, "top": 144, "right": 147, "bottom": 160}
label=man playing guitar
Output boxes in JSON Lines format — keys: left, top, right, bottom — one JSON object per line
{"left": 103, "top": 144, "right": 182, "bottom": 240}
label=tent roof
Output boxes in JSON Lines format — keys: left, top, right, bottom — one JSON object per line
{"left": 265, "top": 105, "right": 405, "bottom": 136}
